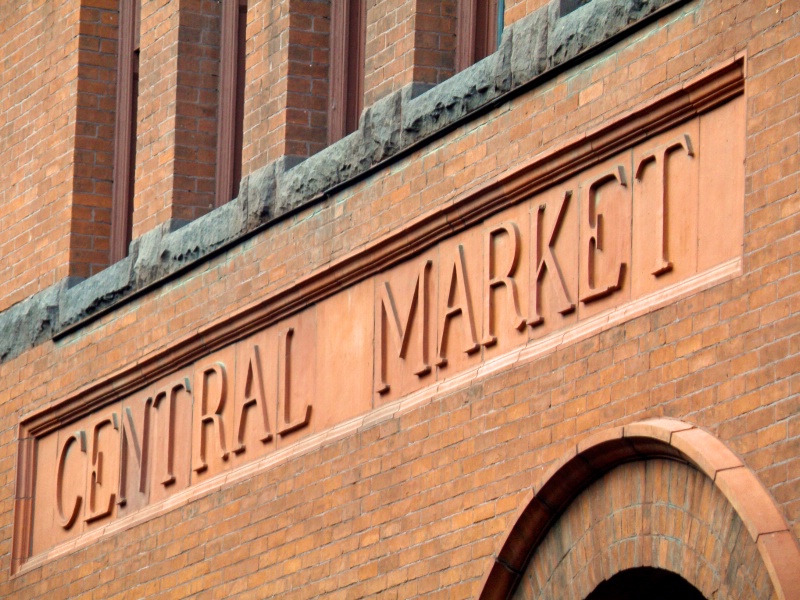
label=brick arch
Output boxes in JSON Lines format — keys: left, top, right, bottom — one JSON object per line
{"left": 514, "top": 460, "right": 770, "bottom": 599}
{"left": 479, "top": 419, "right": 800, "bottom": 600}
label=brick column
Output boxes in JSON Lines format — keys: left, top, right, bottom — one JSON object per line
{"left": 364, "top": 0, "right": 456, "bottom": 107}
{"left": 133, "top": 0, "right": 221, "bottom": 238}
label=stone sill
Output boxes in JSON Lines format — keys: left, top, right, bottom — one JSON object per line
{"left": 0, "top": 0, "right": 692, "bottom": 363}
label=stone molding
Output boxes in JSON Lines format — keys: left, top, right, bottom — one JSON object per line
{"left": 12, "top": 261, "right": 741, "bottom": 575}
{"left": 11, "top": 56, "right": 746, "bottom": 567}
{"left": 0, "top": 0, "right": 692, "bottom": 363}
{"left": 18, "top": 55, "right": 745, "bottom": 437}
{"left": 478, "top": 419, "right": 800, "bottom": 600}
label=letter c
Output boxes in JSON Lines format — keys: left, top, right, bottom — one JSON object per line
{"left": 56, "top": 430, "right": 86, "bottom": 529}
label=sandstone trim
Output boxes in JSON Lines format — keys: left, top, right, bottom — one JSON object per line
{"left": 12, "top": 261, "right": 741, "bottom": 576}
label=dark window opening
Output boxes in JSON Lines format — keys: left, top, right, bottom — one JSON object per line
{"left": 216, "top": 0, "right": 248, "bottom": 206}
{"left": 110, "top": 0, "right": 141, "bottom": 263}
{"left": 329, "top": 0, "right": 366, "bottom": 144}
{"left": 560, "top": 0, "right": 593, "bottom": 17}
{"left": 456, "top": 0, "right": 504, "bottom": 73}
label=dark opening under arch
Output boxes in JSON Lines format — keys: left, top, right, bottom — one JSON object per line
{"left": 585, "top": 567, "right": 706, "bottom": 600}
{"left": 478, "top": 419, "right": 800, "bottom": 600}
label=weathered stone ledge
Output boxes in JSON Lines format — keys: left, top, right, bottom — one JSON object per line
{"left": 0, "top": 0, "right": 688, "bottom": 363}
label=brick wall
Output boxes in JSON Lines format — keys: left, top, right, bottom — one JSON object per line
{"left": 0, "top": 0, "right": 81, "bottom": 312}
{"left": 284, "top": 0, "right": 331, "bottom": 158}
{"left": 243, "top": 0, "right": 295, "bottom": 171}
{"left": 72, "top": 0, "right": 119, "bottom": 278}
{"left": 504, "top": 0, "right": 553, "bottom": 26}
{"left": 363, "top": 0, "right": 458, "bottom": 106}
{"left": 245, "top": 0, "right": 332, "bottom": 171}
{"left": 0, "top": 0, "right": 797, "bottom": 598}
{"left": 364, "top": 0, "right": 417, "bottom": 105}
{"left": 412, "top": 0, "right": 457, "bottom": 85}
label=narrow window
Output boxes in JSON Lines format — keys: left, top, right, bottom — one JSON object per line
{"left": 456, "top": 0, "right": 504, "bottom": 73}
{"left": 216, "top": 0, "right": 248, "bottom": 206}
{"left": 110, "top": 0, "right": 141, "bottom": 262}
{"left": 329, "top": 0, "right": 366, "bottom": 144}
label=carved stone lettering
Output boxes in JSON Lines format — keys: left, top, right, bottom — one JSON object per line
{"left": 437, "top": 245, "right": 480, "bottom": 367}
{"left": 580, "top": 166, "right": 628, "bottom": 303}
{"left": 529, "top": 192, "right": 575, "bottom": 327}
{"left": 117, "top": 403, "right": 150, "bottom": 506}
{"left": 635, "top": 134, "right": 695, "bottom": 277}
{"left": 233, "top": 344, "right": 273, "bottom": 454}
{"left": 481, "top": 222, "right": 526, "bottom": 347}
{"left": 56, "top": 431, "right": 86, "bottom": 530}
{"left": 192, "top": 362, "right": 230, "bottom": 473}
{"left": 152, "top": 378, "right": 190, "bottom": 486}
{"left": 85, "top": 413, "right": 119, "bottom": 523}
{"left": 376, "top": 260, "right": 432, "bottom": 394}
{"left": 277, "top": 328, "right": 312, "bottom": 436}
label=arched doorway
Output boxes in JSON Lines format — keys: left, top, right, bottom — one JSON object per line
{"left": 509, "top": 459, "right": 771, "bottom": 600}
{"left": 479, "top": 419, "right": 800, "bottom": 600}
{"left": 585, "top": 567, "right": 705, "bottom": 600}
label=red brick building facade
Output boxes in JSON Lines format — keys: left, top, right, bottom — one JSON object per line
{"left": 0, "top": 0, "right": 798, "bottom": 598}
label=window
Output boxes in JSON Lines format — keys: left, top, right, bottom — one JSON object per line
{"left": 110, "top": 0, "right": 141, "bottom": 262}
{"left": 456, "top": 0, "right": 504, "bottom": 72}
{"left": 329, "top": 0, "right": 366, "bottom": 144}
{"left": 216, "top": 0, "right": 248, "bottom": 206}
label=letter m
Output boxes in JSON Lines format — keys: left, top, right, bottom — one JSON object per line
{"left": 376, "top": 260, "right": 432, "bottom": 394}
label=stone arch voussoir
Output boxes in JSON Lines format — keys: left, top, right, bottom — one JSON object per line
{"left": 479, "top": 419, "right": 800, "bottom": 600}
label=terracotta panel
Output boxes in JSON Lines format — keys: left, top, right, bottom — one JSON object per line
{"left": 117, "top": 388, "right": 157, "bottom": 517}
{"left": 698, "top": 95, "right": 745, "bottom": 271}
{"left": 316, "top": 279, "right": 373, "bottom": 429}
{"left": 275, "top": 307, "right": 316, "bottom": 450}
{"left": 575, "top": 425, "right": 625, "bottom": 454}
{"left": 496, "top": 494, "right": 550, "bottom": 571}
{"left": 148, "top": 366, "right": 194, "bottom": 504}
{"left": 481, "top": 204, "right": 531, "bottom": 360}
{"left": 191, "top": 346, "right": 236, "bottom": 484}
{"left": 83, "top": 409, "right": 122, "bottom": 532}
{"left": 714, "top": 466, "right": 788, "bottom": 541}
{"left": 577, "top": 156, "right": 633, "bottom": 319}
{"left": 756, "top": 531, "right": 800, "bottom": 600}
{"left": 32, "top": 415, "right": 93, "bottom": 552}
{"left": 527, "top": 181, "right": 580, "bottom": 340}
{"left": 623, "top": 418, "right": 693, "bottom": 443}
{"left": 670, "top": 426, "right": 743, "bottom": 480}
{"left": 229, "top": 329, "right": 279, "bottom": 467}
{"left": 30, "top": 431, "right": 60, "bottom": 555}
{"left": 436, "top": 228, "right": 484, "bottom": 376}
{"left": 632, "top": 120, "right": 700, "bottom": 297}
{"left": 12, "top": 436, "right": 35, "bottom": 568}
{"left": 373, "top": 250, "right": 438, "bottom": 404}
